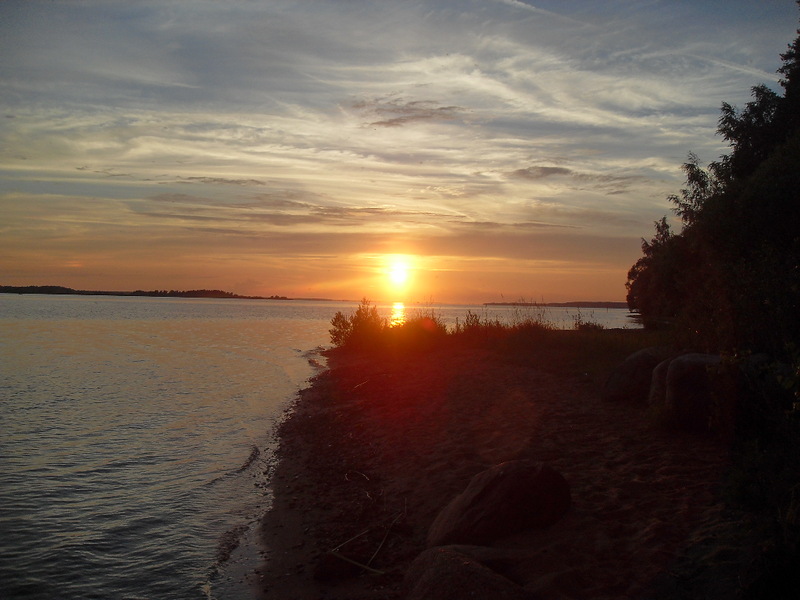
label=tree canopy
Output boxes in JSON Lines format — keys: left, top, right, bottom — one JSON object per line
{"left": 626, "top": 10, "right": 800, "bottom": 356}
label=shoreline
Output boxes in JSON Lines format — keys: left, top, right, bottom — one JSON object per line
{"left": 255, "top": 332, "right": 758, "bottom": 598}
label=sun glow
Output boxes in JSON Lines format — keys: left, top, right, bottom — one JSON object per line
{"left": 390, "top": 302, "right": 406, "bottom": 327}
{"left": 388, "top": 257, "right": 410, "bottom": 287}
{"left": 384, "top": 254, "right": 413, "bottom": 292}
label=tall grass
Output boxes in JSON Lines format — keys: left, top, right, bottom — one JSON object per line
{"left": 329, "top": 299, "right": 661, "bottom": 384}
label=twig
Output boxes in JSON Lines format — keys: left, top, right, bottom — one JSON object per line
{"left": 327, "top": 507, "right": 406, "bottom": 576}
{"left": 331, "top": 529, "right": 370, "bottom": 553}
{"left": 345, "top": 470, "right": 370, "bottom": 481}
{"left": 326, "top": 551, "right": 386, "bottom": 575}
{"left": 367, "top": 512, "right": 404, "bottom": 567}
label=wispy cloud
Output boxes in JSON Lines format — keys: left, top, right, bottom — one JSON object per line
{"left": 490, "top": 0, "right": 590, "bottom": 25}
{"left": 179, "top": 177, "right": 268, "bottom": 186}
{"left": 351, "top": 96, "right": 467, "bottom": 128}
{"left": 0, "top": 0, "right": 796, "bottom": 300}
{"left": 511, "top": 166, "right": 572, "bottom": 180}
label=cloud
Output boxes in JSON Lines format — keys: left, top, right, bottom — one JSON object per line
{"left": 313, "top": 205, "right": 454, "bottom": 223}
{"left": 453, "top": 219, "right": 577, "bottom": 231}
{"left": 511, "top": 166, "right": 572, "bottom": 179}
{"left": 1, "top": 1, "right": 797, "bottom": 300}
{"left": 509, "top": 164, "right": 650, "bottom": 196}
{"left": 572, "top": 172, "right": 648, "bottom": 196}
{"left": 180, "top": 176, "right": 268, "bottom": 186}
{"left": 350, "top": 96, "right": 467, "bottom": 128}
{"left": 75, "top": 166, "right": 134, "bottom": 178}
{"left": 490, "top": 0, "right": 589, "bottom": 25}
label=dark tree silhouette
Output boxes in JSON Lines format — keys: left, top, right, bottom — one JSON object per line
{"left": 627, "top": 11, "right": 800, "bottom": 356}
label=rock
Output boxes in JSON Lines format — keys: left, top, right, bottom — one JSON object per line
{"left": 427, "top": 460, "right": 570, "bottom": 547}
{"left": 665, "top": 353, "right": 722, "bottom": 433}
{"left": 442, "top": 545, "right": 530, "bottom": 584}
{"left": 404, "top": 547, "right": 533, "bottom": 600}
{"left": 602, "top": 346, "right": 674, "bottom": 403}
{"left": 647, "top": 357, "right": 673, "bottom": 408}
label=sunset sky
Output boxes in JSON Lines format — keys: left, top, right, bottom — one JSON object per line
{"left": 1, "top": 1, "right": 797, "bottom": 303}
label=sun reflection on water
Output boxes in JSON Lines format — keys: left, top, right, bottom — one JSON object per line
{"left": 390, "top": 302, "right": 406, "bottom": 327}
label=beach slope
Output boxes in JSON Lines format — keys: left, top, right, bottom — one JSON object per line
{"left": 257, "top": 332, "right": 753, "bottom": 599}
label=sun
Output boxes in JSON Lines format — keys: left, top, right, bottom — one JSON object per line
{"left": 389, "top": 260, "right": 409, "bottom": 286}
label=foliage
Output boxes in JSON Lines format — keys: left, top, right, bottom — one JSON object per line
{"left": 570, "top": 307, "right": 605, "bottom": 331}
{"left": 330, "top": 300, "right": 667, "bottom": 387}
{"left": 386, "top": 308, "right": 448, "bottom": 351}
{"left": 667, "top": 152, "right": 726, "bottom": 224}
{"left": 329, "top": 299, "right": 449, "bottom": 351}
{"left": 625, "top": 18, "right": 800, "bottom": 587}
{"left": 452, "top": 309, "right": 510, "bottom": 342}
{"left": 625, "top": 216, "right": 688, "bottom": 328}
{"left": 626, "top": 14, "right": 800, "bottom": 358}
{"left": 329, "top": 298, "right": 387, "bottom": 348}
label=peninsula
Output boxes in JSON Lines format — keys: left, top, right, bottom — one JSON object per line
{"left": 0, "top": 285, "right": 291, "bottom": 300}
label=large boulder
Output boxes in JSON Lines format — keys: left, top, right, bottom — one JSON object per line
{"left": 647, "top": 357, "right": 673, "bottom": 408}
{"left": 665, "top": 353, "right": 722, "bottom": 433}
{"left": 404, "top": 547, "right": 533, "bottom": 600}
{"left": 602, "top": 346, "right": 674, "bottom": 403}
{"left": 427, "top": 460, "right": 570, "bottom": 547}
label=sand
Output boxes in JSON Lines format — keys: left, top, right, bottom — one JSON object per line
{"left": 254, "top": 338, "right": 766, "bottom": 599}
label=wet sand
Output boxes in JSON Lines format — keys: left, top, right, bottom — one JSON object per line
{"left": 255, "top": 336, "right": 764, "bottom": 599}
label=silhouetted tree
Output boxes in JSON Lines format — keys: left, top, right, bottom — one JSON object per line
{"left": 627, "top": 12, "right": 800, "bottom": 355}
{"left": 626, "top": 217, "right": 682, "bottom": 324}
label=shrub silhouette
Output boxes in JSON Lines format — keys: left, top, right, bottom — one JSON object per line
{"left": 329, "top": 298, "right": 386, "bottom": 349}
{"left": 329, "top": 299, "right": 450, "bottom": 352}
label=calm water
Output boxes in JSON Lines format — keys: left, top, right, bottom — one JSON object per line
{"left": 0, "top": 295, "right": 637, "bottom": 599}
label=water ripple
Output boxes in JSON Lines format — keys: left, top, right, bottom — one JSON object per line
{"left": 1, "top": 296, "right": 334, "bottom": 599}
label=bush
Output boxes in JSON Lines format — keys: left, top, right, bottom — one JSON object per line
{"left": 452, "top": 310, "right": 506, "bottom": 342}
{"left": 387, "top": 311, "right": 448, "bottom": 351}
{"left": 330, "top": 300, "right": 451, "bottom": 353}
{"left": 329, "top": 298, "right": 387, "bottom": 349}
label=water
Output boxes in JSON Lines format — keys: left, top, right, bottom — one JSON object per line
{"left": 0, "top": 295, "right": 337, "bottom": 600}
{"left": 0, "top": 295, "right": 637, "bottom": 600}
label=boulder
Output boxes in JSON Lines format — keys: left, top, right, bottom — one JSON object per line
{"left": 427, "top": 460, "right": 570, "bottom": 547}
{"left": 602, "top": 346, "right": 673, "bottom": 403}
{"left": 440, "top": 544, "right": 529, "bottom": 583}
{"left": 647, "top": 357, "right": 673, "bottom": 408}
{"left": 665, "top": 353, "right": 722, "bottom": 433}
{"left": 404, "top": 547, "right": 533, "bottom": 600}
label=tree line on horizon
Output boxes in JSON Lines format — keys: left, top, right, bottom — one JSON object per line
{"left": 626, "top": 8, "right": 800, "bottom": 360}
{"left": 0, "top": 285, "right": 289, "bottom": 300}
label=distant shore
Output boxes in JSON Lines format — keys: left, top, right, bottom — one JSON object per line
{"left": 0, "top": 285, "right": 334, "bottom": 301}
{"left": 484, "top": 301, "right": 629, "bottom": 309}
{"left": 1, "top": 286, "right": 628, "bottom": 310}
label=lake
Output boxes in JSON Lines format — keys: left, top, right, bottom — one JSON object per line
{"left": 0, "top": 294, "right": 637, "bottom": 599}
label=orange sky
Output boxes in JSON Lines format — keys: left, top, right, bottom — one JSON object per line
{"left": 1, "top": 1, "right": 796, "bottom": 303}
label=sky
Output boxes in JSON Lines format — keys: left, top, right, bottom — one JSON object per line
{"left": 1, "top": 0, "right": 797, "bottom": 303}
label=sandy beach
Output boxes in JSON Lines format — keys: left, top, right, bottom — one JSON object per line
{"left": 255, "top": 333, "right": 767, "bottom": 599}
